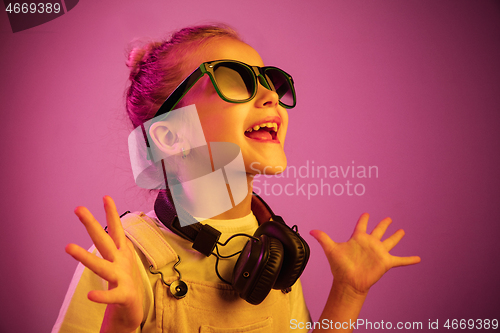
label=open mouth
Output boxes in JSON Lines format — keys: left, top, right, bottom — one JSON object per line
{"left": 244, "top": 122, "right": 279, "bottom": 141}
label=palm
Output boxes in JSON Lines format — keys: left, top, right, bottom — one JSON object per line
{"left": 65, "top": 196, "right": 144, "bottom": 331}
{"left": 311, "top": 213, "right": 420, "bottom": 294}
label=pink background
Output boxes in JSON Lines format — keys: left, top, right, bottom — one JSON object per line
{"left": 1, "top": 0, "right": 499, "bottom": 331}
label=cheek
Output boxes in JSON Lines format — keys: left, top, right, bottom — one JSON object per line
{"left": 187, "top": 80, "right": 226, "bottom": 140}
{"left": 197, "top": 112, "right": 218, "bottom": 142}
{"left": 197, "top": 104, "right": 239, "bottom": 142}
{"left": 278, "top": 108, "right": 289, "bottom": 144}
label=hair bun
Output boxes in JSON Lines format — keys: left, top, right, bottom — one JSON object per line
{"left": 126, "top": 41, "right": 163, "bottom": 78}
{"left": 127, "top": 46, "right": 148, "bottom": 77}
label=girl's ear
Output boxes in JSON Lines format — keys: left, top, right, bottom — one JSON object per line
{"left": 149, "top": 120, "right": 190, "bottom": 157}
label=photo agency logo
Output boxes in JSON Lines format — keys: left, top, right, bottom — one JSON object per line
{"left": 252, "top": 160, "right": 379, "bottom": 200}
{"left": 3, "top": 0, "right": 79, "bottom": 32}
{"left": 129, "top": 104, "right": 249, "bottom": 227}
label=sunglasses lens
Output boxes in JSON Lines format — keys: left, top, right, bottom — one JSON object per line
{"left": 265, "top": 68, "right": 295, "bottom": 107}
{"left": 213, "top": 63, "right": 254, "bottom": 101}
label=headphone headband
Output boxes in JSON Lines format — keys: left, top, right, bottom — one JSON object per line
{"left": 154, "top": 191, "right": 280, "bottom": 256}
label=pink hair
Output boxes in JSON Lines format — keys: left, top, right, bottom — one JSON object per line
{"left": 125, "top": 24, "right": 242, "bottom": 128}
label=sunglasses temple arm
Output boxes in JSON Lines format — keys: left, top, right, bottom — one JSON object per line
{"left": 154, "top": 67, "right": 205, "bottom": 117}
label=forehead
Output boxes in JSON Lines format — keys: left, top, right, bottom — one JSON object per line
{"left": 188, "top": 38, "right": 264, "bottom": 69}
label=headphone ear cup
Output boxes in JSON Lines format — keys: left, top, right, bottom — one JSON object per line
{"left": 254, "top": 221, "right": 310, "bottom": 290}
{"left": 232, "top": 234, "right": 284, "bottom": 305}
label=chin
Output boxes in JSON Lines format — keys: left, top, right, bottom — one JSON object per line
{"left": 247, "top": 159, "right": 287, "bottom": 177}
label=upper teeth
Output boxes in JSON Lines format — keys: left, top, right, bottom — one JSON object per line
{"left": 246, "top": 122, "right": 278, "bottom": 133}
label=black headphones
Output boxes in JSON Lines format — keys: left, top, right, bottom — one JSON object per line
{"left": 154, "top": 190, "right": 310, "bottom": 305}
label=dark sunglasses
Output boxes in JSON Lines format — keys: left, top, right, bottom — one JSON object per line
{"left": 153, "top": 60, "right": 296, "bottom": 118}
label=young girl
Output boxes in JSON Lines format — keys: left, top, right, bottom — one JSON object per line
{"left": 53, "top": 24, "right": 420, "bottom": 333}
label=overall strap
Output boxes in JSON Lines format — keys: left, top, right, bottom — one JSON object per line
{"left": 121, "top": 212, "right": 178, "bottom": 270}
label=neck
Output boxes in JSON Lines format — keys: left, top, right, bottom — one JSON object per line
{"left": 169, "top": 173, "right": 254, "bottom": 221}
{"left": 210, "top": 181, "right": 253, "bottom": 220}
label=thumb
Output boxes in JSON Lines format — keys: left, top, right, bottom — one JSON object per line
{"left": 310, "top": 229, "right": 336, "bottom": 254}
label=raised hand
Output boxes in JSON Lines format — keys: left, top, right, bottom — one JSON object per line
{"left": 310, "top": 213, "right": 421, "bottom": 295}
{"left": 65, "top": 196, "right": 143, "bottom": 333}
